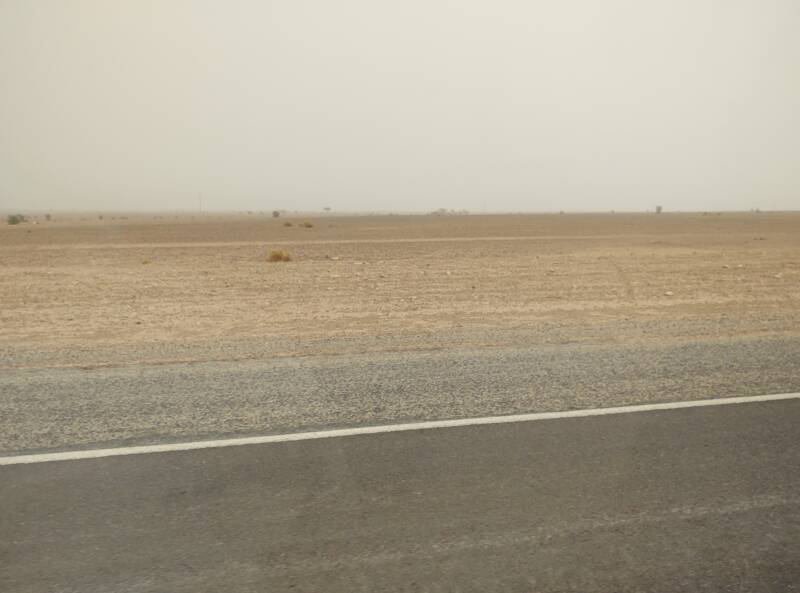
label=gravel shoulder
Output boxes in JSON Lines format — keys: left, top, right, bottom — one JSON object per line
{"left": 3, "top": 334, "right": 799, "bottom": 455}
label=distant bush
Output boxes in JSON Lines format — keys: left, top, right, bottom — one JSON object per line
{"left": 267, "top": 249, "right": 291, "bottom": 262}
{"left": 272, "top": 210, "right": 281, "bottom": 218}
{"left": 301, "top": 221, "right": 314, "bottom": 228}
{"left": 45, "top": 213, "right": 52, "bottom": 221}
{"left": 283, "top": 221, "right": 293, "bottom": 227}
{"left": 6, "top": 214, "right": 25, "bottom": 225}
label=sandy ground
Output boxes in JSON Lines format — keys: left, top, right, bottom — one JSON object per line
{"left": 1, "top": 212, "right": 799, "bottom": 368}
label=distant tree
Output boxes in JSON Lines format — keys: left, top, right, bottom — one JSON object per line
{"left": 655, "top": 205, "right": 663, "bottom": 214}
{"left": 45, "top": 213, "right": 52, "bottom": 221}
{"left": 324, "top": 207, "right": 331, "bottom": 213}
{"left": 272, "top": 210, "right": 280, "bottom": 218}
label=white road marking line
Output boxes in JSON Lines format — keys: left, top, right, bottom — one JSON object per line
{"left": 2, "top": 392, "right": 799, "bottom": 466}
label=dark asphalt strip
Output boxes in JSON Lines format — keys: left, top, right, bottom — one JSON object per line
{"left": 2, "top": 399, "right": 799, "bottom": 593}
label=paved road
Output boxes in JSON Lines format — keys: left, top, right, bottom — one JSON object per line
{"left": 2, "top": 399, "right": 799, "bottom": 592}
{"left": 2, "top": 335, "right": 800, "bottom": 454}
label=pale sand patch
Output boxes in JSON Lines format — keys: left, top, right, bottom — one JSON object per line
{"left": 2, "top": 212, "right": 798, "bottom": 367}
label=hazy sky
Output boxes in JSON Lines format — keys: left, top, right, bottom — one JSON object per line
{"left": 1, "top": 0, "right": 799, "bottom": 212}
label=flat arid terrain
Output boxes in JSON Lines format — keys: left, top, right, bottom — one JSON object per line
{"left": 1, "top": 212, "right": 798, "bottom": 369}
{"left": 4, "top": 212, "right": 800, "bottom": 593}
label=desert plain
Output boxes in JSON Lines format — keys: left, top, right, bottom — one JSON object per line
{"left": 1, "top": 211, "right": 798, "bottom": 370}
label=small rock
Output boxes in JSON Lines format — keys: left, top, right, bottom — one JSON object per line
{"left": 664, "top": 291, "right": 674, "bottom": 296}
{"left": 774, "top": 273, "right": 783, "bottom": 279}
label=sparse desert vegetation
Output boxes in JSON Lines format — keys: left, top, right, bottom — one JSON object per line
{"left": 267, "top": 249, "right": 291, "bottom": 262}
{"left": 6, "top": 214, "right": 26, "bottom": 225}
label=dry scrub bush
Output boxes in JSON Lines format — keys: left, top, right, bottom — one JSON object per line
{"left": 268, "top": 250, "right": 291, "bottom": 262}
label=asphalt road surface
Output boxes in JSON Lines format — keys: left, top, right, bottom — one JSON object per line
{"left": 2, "top": 335, "right": 800, "bottom": 454}
{"left": 2, "top": 335, "right": 800, "bottom": 591}
{"left": 2, "top": 398, "right": 799, "bottom": 593}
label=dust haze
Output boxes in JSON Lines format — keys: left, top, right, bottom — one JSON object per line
{"left": 1, "top": 0, "right": 799, "bottom": 213}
